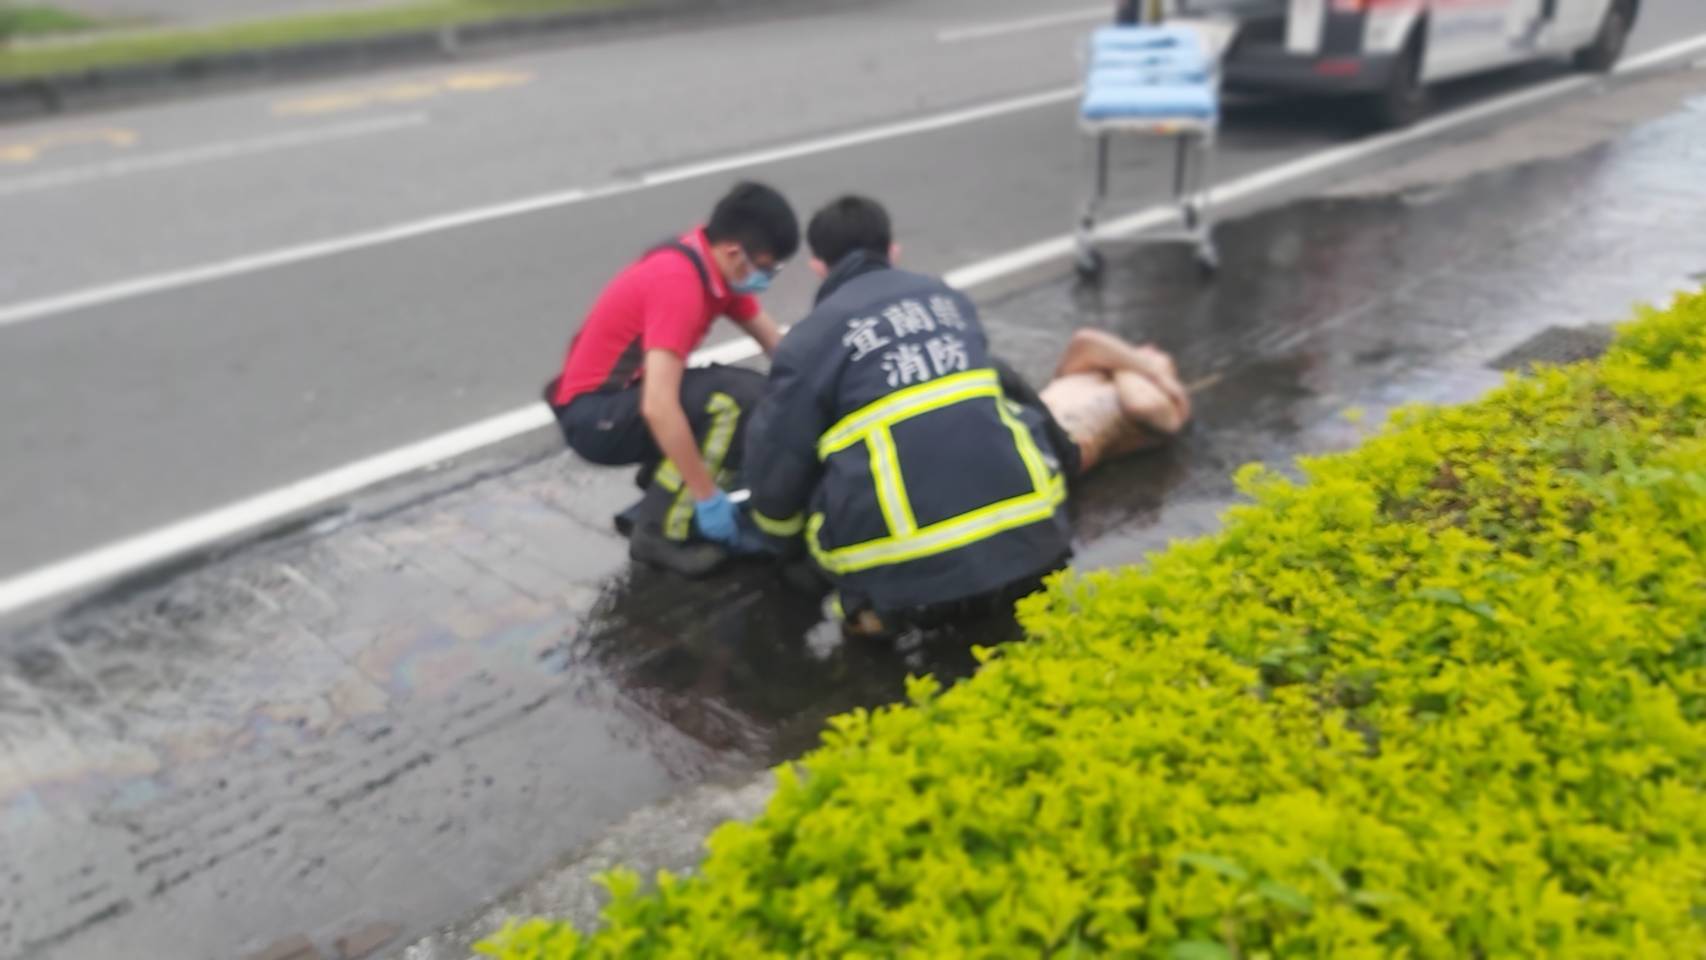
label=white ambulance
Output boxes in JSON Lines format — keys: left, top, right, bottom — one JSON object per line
{"left": 1169, "top": 0, "right": 1640, "bottom": 125}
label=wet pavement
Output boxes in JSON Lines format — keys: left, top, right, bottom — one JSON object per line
{"left": 5, "top": 70, "right": 1706, "bottom": 960}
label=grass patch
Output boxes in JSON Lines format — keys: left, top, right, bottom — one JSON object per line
{"left": 480, "top": 290, "right": 1706, "bottom": 957}
{"left": 0, "top": 5, "right": 100, "bottom": 41}
{"left": 0, "top": 0, "right": 634, "bottom": 79}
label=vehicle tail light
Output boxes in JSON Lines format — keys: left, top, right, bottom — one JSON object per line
{"left": 1314, "top": 58, "right": 1364, "bottom": 76}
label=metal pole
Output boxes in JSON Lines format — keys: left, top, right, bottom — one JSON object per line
{"left": 1173, "top": 136, "right": 1189, "bottom": 201}
{"left": 1096, "top": 132, "right": 1111, "bottom": 200}
{"left": 1116, "top": 1, "right": 1165, "bottom": 26}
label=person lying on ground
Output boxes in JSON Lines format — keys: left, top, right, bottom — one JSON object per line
{"left": 1027, "top": 327, "right": 1191, "bottom": 477}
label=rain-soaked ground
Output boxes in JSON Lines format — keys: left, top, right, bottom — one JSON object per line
{"left": 4, "top": 71, "right": 1705, "bottom": 960}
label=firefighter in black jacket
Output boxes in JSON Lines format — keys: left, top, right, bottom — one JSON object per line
{"left": 743, "top": 196, "right": 1075, "bottom": 631}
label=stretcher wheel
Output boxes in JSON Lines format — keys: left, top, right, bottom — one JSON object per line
{"left": 1074, "top": 245, "right": 1105, "bottom": 281}
{"left": 1194, "top": 242, "right": 1219, "bottom": 278}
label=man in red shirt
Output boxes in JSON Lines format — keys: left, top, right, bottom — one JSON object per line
{"left": 548, "top": 182, "right": 799, "bottom": 576}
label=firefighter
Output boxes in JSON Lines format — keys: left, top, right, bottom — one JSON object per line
{"left": 546, "top": 182, "right": 799, "bottom": 577}
{"left": 743, "top": 196, "right": 1075, "bottom": 632}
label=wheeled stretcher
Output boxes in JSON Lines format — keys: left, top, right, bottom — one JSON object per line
{"left": 1075, "top": 23, "right": 1222, "bottom": 279}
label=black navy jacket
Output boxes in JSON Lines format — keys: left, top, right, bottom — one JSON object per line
{"left": 744, "top": 253, "right": 1073, "bottom": 612}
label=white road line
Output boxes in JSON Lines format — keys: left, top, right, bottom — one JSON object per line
{"left": 3, "top": 31, "right": 1705, "bottom": 619}
{"left": 0, "top": 339, "right": 752, "bottom": 618}
{"left": 0, "top": 86, "right": 1078, "bottom": 331}
{"left": 0, "top": 113, "right": 429, "bottom": 199}
{"left": 1620, "top": 31, "right": 1706, "bottom": 74}
{"left": 937, "top": 6, "right": 1109, "bottom": 44}
{"left": 0, "top": 405, "right": 555, "bottom": 619}
{"left": 634, "top": 86, "right": 1079, "bottom": 186}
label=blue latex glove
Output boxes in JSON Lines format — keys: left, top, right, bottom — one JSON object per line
{"left": 694, "top": 490, "right": 741, "bottom": 547}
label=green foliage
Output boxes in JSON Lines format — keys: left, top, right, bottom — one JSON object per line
{"left": 0, "top": 4, "right": 97, "bottom": 44}
{"left": 483, "top": 291, "right": 1706, "bottom": 958}
{"left": 0, "top": 0, "right": 624, "bottom": 78}
{"left": 477, "top": 919, "right": 582, "bottom": 957}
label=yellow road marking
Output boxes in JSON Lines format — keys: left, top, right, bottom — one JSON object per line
{"left": 374, "top": 82, "right": 442, "bottom": 103}
{"left": 440, "top": 70, "right": 530, "bottom": 92}
{"left": 273, "top": 93, "right": 369, "bottom": 116}
{"left": 0, "top": 129, "right": 138, "bottom": 165}
{"left": 272, "top": 70, "right": 532, "bottom": 116}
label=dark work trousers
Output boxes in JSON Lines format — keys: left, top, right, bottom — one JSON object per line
{"left": 550, "top": 365, "right": 767, "bottom": 542}
{"left": 839, "top": 551, "right": 1073, "bottom": 632}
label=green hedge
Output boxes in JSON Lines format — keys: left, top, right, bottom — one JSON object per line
{"left": 483, "top": 292, "right": 1706, "bottom": 958}
{"left": 0, "top": 6, "right": 98, "bottom": 44}
{"left": 0, "top": 0, "right": 624, "bottom": 79}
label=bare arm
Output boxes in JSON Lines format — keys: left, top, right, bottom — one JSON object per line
{"left": 642, "top": 350, "right": 718, "bottom": 501}
{"left": 737, "top": 310, "right": 786, "bottom": 357}
{"left": 1054, "top": 328, "right": 1150, "bottom": 379}
{"left": 1055, "top": 329, "right": 1191, "bottom": 421}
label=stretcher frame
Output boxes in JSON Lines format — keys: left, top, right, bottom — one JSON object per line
{"left": 1073, "top": 37, "right": 1222, "bottom": 280}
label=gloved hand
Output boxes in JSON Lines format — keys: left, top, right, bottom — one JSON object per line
{"left": 694, "top": 490, "right": 741, "bottom": 547}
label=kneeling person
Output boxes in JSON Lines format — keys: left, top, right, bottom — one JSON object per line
{"left": 546, "top": 182, "right": 799, "bottom": 577}
{"left": 744, "top": 196, "right": 1075, "bottom": 629}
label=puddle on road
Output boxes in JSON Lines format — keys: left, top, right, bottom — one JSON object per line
{"left": 4, "top": 105, "right": 1705, "bottom": 960}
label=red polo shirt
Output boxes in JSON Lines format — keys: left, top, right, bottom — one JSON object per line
{"left": 552, "top": 227, "right": 761, "bottom": 406}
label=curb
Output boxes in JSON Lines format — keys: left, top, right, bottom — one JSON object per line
{"left": 0, "top": 0, "right": 869, "bottom": 121}
{"left": 389, "top": 772, "right": 780, "bottom": 958}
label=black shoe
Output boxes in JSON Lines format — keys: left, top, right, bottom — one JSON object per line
{"left": 612, "top": 499, "right": 644, "bottom": 539}
{"left": 630, "top": 526, "right": 728, "bottom": 578}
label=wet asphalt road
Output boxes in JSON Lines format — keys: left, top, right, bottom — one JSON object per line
{"left": 2, "top": 1, "right": 1705, "bottom": 582}
{"left": 3, "top": 66, "right": 1704, "bottom": 959}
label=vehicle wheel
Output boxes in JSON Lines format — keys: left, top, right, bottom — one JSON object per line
{"left": 1574, "top": 0, "right": 1632, "bottom": 72}
{"left": 1365, "top": 29, "right": 1427, "bottom": 129}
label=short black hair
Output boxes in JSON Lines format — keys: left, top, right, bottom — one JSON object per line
{"left": 807, "top": 195, "right": 892, "bottom": 269}
{"left": 705, "top": 181, "right": 800, "bottom": 262}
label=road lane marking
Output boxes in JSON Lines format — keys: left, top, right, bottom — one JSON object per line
{"left": 937, "top": 7, "right": 1109, "bottom": 44}
{"left": 0, "top": 114, "right": 428, "bottom": 199}
{"left": 0, "top": 334, "right": 764, "bottom": 620}
{"left": 0, "top": 86, "right": 1080, "bottom": 330}
{"left": 371, "top": 82, "right": 443, "bottom": 103}
{"left": 273, "top": 70, "right": 532, "bottom": 115}
{"left": 442, "top": 71, "right": 534, "bottom": 92}
{"left": 2, "top": 29, "right": 1705, "bottom": 619}
{"left": 1611, "top": 29, "right": 1706, "bottom": 74}
{"left": 0, "top": 128, "right": 137, "bottom": 165}
{"left": 629, "top": 87, "right": 1080, "bottom": 186}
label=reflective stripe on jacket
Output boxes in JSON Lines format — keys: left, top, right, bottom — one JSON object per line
{"left": 744, "top": 253, "right": 1072, "bottom": 613}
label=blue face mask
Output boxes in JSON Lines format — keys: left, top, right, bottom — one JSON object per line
{"left": 731, "top": 266, "right": 773, "bottom": 295}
